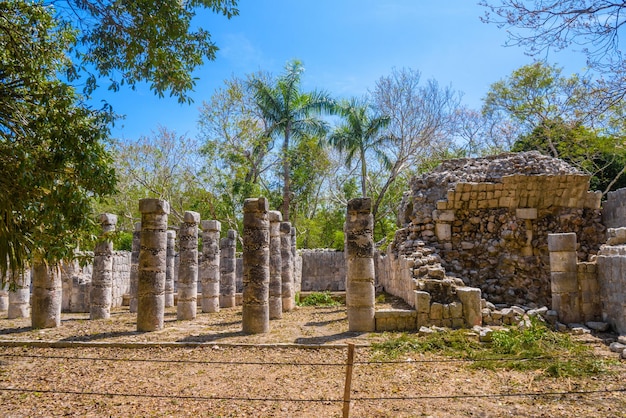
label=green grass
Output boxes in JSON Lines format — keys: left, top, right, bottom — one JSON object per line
{"left": 371, "top": 318, "right": 614, "bottom": 379}
{"left": 297, "top": 291, "right": 342, "bottom": 307}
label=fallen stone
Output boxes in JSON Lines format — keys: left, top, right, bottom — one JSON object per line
{"left": 556, "top": 322, "right": 568, "bottom": 332}
{"left": 585, "top": 321, "right": 610, "bottom": 332}
{"left": 609, "top": 342, "right": 626, "bottom": 353}
{"left": 418, "top": 326, "right": 435, "bottom": 336}
{"left": 618, "top": 335, "right": 626, "bottom": 345}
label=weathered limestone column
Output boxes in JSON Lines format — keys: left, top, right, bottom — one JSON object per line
{"left": 280, "top": 221, "right": 295, "bottom": 312}
{"left": 200, "top": 220, "right": 221, "bottom": 313}
{"left": 0, "top": 282, "right": 8, "bottom": 311}
{"left": 8, "top": 269, "right": 31, "bottom": 319}
{"left": 31, "top": 256, "right": 62, "bottom": 329}
{"left": 165, "top": 230, "right": 176, "bottom": 307}
{"left": 177, "top": 211, "right": 200, "bottom": 320}
{"left": 219, "top": 230, "right": 237, "bottom": 308}
{"left": 268, "top": 211, "right": 283, "bottom": 319}
{"left": 129, "top": 222, "right": 141, "bottom": 313}
{"left": 137, "top": 198, "right": 169, "bottom": 332}
{"left": 242, "top": 197, "right": 270, "bottom": 334}
{"left": 517, "top": 208, "right": 537, "bottom": 257}
{"left": 456, "top": 287, "right": 482, "bottom": 326}
{"left": 548, "top": 233, "right": 581, "bottom": 324}
{"left": 345, "top": 198, "right": 376, "bottom": 332}
{"left": 90, "top": 213, "right": 117, "bottom": 320}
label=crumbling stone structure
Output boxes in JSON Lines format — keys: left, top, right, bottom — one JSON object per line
{"left": 386, "top": 152, "right": 604, "bottom": 312}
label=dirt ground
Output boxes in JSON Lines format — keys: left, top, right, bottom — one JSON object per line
{"left": 0, "top": 301, "right": 625, "bottom": 417}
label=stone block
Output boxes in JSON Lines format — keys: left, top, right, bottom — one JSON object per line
{"left": 550, "top": 272, "right": 578, "bottom": 293}
{"left": 430, "top": 302, "right": 443, "bottom": 320}
{"left": 449, "top": 301, "right": 463, "bottom": 318}
{"left": 516, "top": 208, "right": 537, "bottom": 220}
{"left": 547, "top": 233, "right": 577, "bottom": 252}
{"left": 201, "top": 220, "right": 221, "bottom": 232}
{"left": 457, "top": 286, "right": 482, "bottom": 326}
{"left": 549, "top": 252, "right": 578, "bottom": 272}
{"left": 414, "top": 291, "right": 431, "bottom": 313}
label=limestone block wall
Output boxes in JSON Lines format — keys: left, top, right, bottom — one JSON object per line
{"left": 300, "top": 249, "right": 345, "bottom": 291}
{"left": 394, "top": 153, "right": 605, "bottom": 308}
{"left": 603, "top": 187, "right": 626, "bottom": 228}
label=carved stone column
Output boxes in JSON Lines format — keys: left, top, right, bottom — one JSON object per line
{"left": 280, "top": 221, "right": 294, "bottom": 312}
{"left": 129, "top": 222, "right": 141, "bottom": 313}
{"left": 219, "top": 230, "right": 237, "bottom": 308}
{"left": 242, "top": 197, "right": 270, "bottom": 334}
{"left": 137, "top": 198, "right": 169, "bottom": 332}
{"left": 90, "top": 213, "right": 117, "bottom": 320}
{"left": 177, "top": 211, "right": 200, "bottom": 320}
{"left": 201, "top": 220, "right": 221, "bottom": 313}
{"left": 165, "top": 230, "right": 176, "bottom": 308}
{"left": 345, "top": 198, "right": 376, "bottom": 332}
{"left": 268, "top": 211, "right": 283, "bottom": 319}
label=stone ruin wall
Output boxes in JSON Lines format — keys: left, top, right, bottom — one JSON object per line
{"left": 387, "top": 152, "right": 605, "bottom": 309}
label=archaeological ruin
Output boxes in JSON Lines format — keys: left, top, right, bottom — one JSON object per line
{"left": 1, "top": 152, "right": 625, "bottom": 348}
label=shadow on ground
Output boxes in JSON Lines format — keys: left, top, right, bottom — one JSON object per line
{"left": 60, "top": 331, "right": 143, "bottom": 342}
{"left": 294, "top": 331, "right": 363, "bottom": 345}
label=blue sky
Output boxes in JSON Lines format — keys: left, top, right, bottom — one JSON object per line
{"left": 98, "top": 1, "right": 589, "bottom": 141}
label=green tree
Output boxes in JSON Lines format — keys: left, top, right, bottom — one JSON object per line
{"left": 513, "top": 119, "right": 626, "bottom": 194}
{"left": 249, "top": 60, "right": 336, "bottom": 221}
{"left": 1, "top": 2, "right": 115, "bottom": 279}
{"left": 51, "top": 0, "right": 238, "bottom": 102}
{"left": 328, "top": 98, "right": 390, "bottom": 198}
{"left": 197, "top": 74, "right": 272, "bottom": 232}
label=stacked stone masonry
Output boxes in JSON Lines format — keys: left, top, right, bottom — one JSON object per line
{"left": 390, "top": 152, "right": 605, "bottom": 311}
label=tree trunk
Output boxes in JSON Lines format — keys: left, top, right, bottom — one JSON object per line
{"left": 282, "top": 128, "right": 291, "bottom": 221}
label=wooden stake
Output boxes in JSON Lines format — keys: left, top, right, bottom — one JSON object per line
{"left": 343, "top": 343, "right": 355, "bottom": 418}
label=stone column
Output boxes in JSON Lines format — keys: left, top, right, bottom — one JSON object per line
{"left": 129, "top": 222, "right": 141, "bottom": 313}
{"left": 345, "top": 198, "right": 376, "bottom": 332}
{"left": 8, "top": 269, "right": 31, "bottom": 319}
{"left": 280, "top": 221, "right": 295, "bottom": 312}
{"left": 137, "top": 198, "right": 169, "bottom": 332}
{"left": 0, "top": 282, "right": 8, "bottom": 311}
{"left": 242, "top": 197, "right": 270, "bottom": 334}
{"left": 177, "top": 211, "right": 200, "bottom": 320}
{"left": 219, "top": 230, "right": 237, "bottom": 308}
{"left": 90, "top": 213, "right": 117, "bottom": 320}
{"left": 165, "top": 230, "right": 176, "bottom": 308}
{"left": 31, "top": 256, "right": 62, "bottom": 329}
{"left": 269, "top": 211, "right": 283, "bottom": 319}
{"left": 548, "top": 233, "right": 581, "bottom": 324}
{"left": 200, "top": 220, "right": 221, "bottom": 313}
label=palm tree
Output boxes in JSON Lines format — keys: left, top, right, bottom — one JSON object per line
{"left": 328, "top": 98, "right": 390, "bottom": 198}
{"left": 249, "top": 60, "right": 335, "bottom": 221}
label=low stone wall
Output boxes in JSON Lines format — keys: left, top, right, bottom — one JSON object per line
{"left": 300, "top": 249, "right": 345, "bottom": 291}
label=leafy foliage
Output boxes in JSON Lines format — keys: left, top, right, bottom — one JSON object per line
{"left": 297, "top": 291, "right": 342, "bottom": 307}
{"left": 1, "top": 1, "right": 115, "bottom": 280}
{"left": 52, "top": 0, "right": 239, "bottom": 103}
